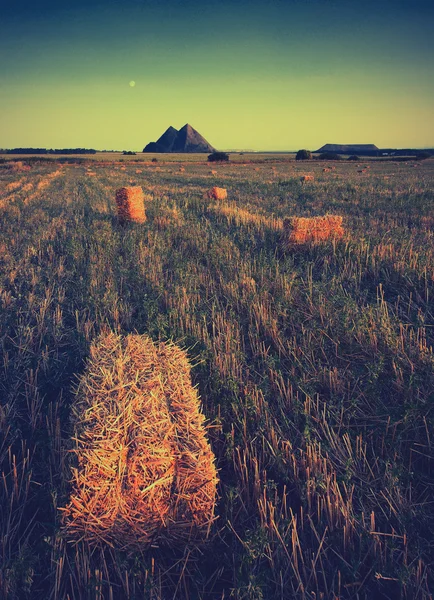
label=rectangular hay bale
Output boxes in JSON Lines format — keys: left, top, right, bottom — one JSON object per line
{"left": 60, "top": 333, "right": 218, "bottom": 550}
{"left": 115, "top": 186, "right": 146, "bottom": 224}
{"left": 207, "top": 186, "right": 227, "bottom": 200}
{"left": 281, "top": 215, "right": 344, "bottom": 249}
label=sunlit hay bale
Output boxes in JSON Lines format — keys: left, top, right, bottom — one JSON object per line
{"left": 179, "top": 167, "right": 185, "bottom": 172}
{"left": 209, "top": 170, "right": 217, "bottom": 175}
{"left": 8, "top": 161, "right": 31, "bottom": 172}
{"left": 323, "top": 168, "right": 331, "bottom": 173}
{"left": 281, "top": 215, "right": 344, "bottom": 249}
{"left": 115, "top": 186, "right": 146, "bottom": 224}
{"left": 61, "top": 332, "right": 218, "bottom": 549}
{"left": 207, "top": 186, "right": 227, "bottom": 200}
{"left": 135, "top": 169, "right": 142, "bottom": 174}
{"left": 300, "top": 175, "right": 314, "bottom": 183}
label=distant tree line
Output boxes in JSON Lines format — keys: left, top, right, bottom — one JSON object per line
{"left": 6, "top": 148, "right": 97, "bottom": 154}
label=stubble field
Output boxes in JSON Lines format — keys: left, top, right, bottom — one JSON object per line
{"left": 0, "top": 155, "right": 433, "bottom": 599}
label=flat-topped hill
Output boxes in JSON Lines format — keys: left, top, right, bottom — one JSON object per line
{"left": 315, "top": 143, "right": 379, "bottom": 154}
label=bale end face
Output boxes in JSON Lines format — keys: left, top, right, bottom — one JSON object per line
{"left": 115, "top": 186, "right": 146, "bottom": 224}
{"left": 281, "top": 215, "right": 344, "bottom": 249}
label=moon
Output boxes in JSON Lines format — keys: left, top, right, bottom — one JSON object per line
{"left": 129, "top": 80, "right": 136, "bottom": 87}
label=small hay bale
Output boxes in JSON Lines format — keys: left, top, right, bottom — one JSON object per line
{"left": 61, "top": 333, "right": 218, "bottom": 549}
{"left": 323, "top": 168, "right": 331, "bottom": 173}
{"left": 135, "top": 169, "right": 142, "bottom": 174}
{"left": 281, "top": 215, "right": 344, "bottom": 249}
{"left": 179, "top": 167, "right": 185, "bottom": 172}
{"left": 115, "top": 186, "right": 146, "bottom": 224}
{"left": 207, "top": 186, "right": 227, "bottom": 200}
{"left": 9, "top": 161, "right": 31, "bottom": 172}
{"left": 209, "top": 170, "right": 217, "bottom": 175}
{"left": 300, "top": 175, "right": 314, "bottom": 183}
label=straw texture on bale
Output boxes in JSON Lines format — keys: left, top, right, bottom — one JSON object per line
{"left": 207, "top": 186, "right": 227, "bottom": 200}
{"left": 115, "top": 186, "right": 146, "bottom": 224}
{"left": 281, "top": 215, "right": 344, "bottom": 248}
{"left": 61, "top": 333, "right": 218, "bottom": 549}
{"left": 300, "top": 175, "right": 314, "bottom": 183}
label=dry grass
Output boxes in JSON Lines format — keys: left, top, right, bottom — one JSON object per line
{"left": 1, "top": 156, "right": 433, "bottom": 598}
{"left": 208, "top": 203, "right": 282, "bottom": 231}
{"left": 115, "top": 186, "right": 146, "bottom": 224}
{"left": 61, "top": 332, "right": 218, "bottom": 550}
{"left": 152, "top": 205, "right": 184, "bottom": 230}
{"left": 6, "top": 181, "right": 22, "bottom": 192}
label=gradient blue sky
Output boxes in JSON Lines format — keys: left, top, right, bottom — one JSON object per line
{"left": 0, "top": 0, "right": 433, "bottom": 150}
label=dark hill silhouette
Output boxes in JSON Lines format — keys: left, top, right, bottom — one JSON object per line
{"left": 143, "top": 142, "right": 166, "bottom": 153}
{"left": 143, "top": 124, "right": 215, "bottom": 153}
{"left": 156, "top": 126, "right": 179, "bottom": 151}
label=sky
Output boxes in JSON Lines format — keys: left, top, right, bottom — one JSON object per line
{"left": 0, "top": 0, "right": 433, "bottom": 151}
